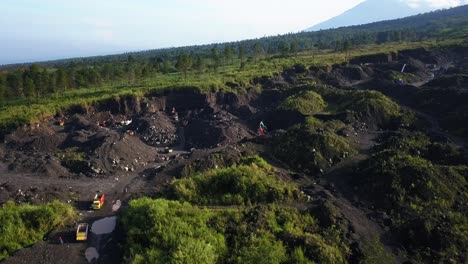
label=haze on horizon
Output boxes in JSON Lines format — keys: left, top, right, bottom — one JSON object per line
{"left": 0, "top": 0, "right": 465, "bottom": 65}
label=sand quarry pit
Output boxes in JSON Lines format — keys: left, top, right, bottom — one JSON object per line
{"left": 0, "top": 89, "right": 266, "bottom": 211}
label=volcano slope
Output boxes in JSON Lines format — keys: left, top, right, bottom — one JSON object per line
{"left": 0, "top": 45, "right": 467, "bottom": 264}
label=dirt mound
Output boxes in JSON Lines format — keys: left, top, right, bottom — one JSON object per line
{"left": 64, "top": 114, "right": 98, "bottom": 132}
{"left": 185, "top": 110, "right": 252, "bottom": 149}
{"left": 130, "top": 112, "right": 177, "bottom": 147}
{"left": 335, "top": 65, "right": 369, "bottom": 81}
{"left": 91, "top": 132, "right": 159, "bottom": 174}
{"left": 5, "top": 126, "right": 66, "bottom": 153}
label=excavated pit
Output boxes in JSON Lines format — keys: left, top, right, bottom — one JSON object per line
{"left": 0, "top": 89, "right": 270, "bottom": 181}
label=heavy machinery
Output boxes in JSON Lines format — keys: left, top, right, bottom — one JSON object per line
{"left": 76, "top": 223, "right": 89, "bottom": 241}
{"left": 92, "top": 193, "right": 105, "bottom": 209}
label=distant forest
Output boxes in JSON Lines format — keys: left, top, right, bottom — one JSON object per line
{"left": 0, "top": 5, "right": 466, "bottom": 101}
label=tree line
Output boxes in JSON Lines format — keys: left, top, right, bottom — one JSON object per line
{"left": 0, "top": 4, "right": 466, "bottom": 102}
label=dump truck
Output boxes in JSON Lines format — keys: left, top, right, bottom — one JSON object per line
{"left": 76, "top": 223, "right": 89, "bottom": 241}
{"left": 92, "top": 193, "right": 105, "bottom": 209}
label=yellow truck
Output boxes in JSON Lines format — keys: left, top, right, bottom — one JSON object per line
{"left": 76, "top": 223, "right": 89, "bottom": 241}
{"left": 92, "top": 193, "right": 105, "bottom": 210}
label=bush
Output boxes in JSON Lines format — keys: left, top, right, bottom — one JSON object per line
{"left": 121, "top": 199, "right": 350, "bottom": 263}
{"left": 352, "top": 130, "right": 468, "bottom": 262}
{"left": 57, "top": 147, "right": 88, "bottom": 173}
{"left": 271, "top": 121, "right": 355, "bottom": 173}
{"left": 334, "top": 90, "right": 400, "bottom": 125}
{"left": 236, "top": 232, "right": 287, "bottom": 264}
{"left": 120, "top": 198, "right": 227, "bottom": 264}
{"left": 0, "top": 201, "right": 76, "bottom": 260}
{"left": 172, "top": 156, "right": 298, "bottom": 205}
{"left": 278, "top": 91, "right": 327, "bottom": 115}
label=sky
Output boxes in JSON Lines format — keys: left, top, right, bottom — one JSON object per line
{"left": 0, "top": 0, "right": 465, "bottom": 64}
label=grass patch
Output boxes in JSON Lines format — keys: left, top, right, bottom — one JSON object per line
{"left": 278, "top": 91, "right": 327, "bottom": 115}
{"left": 0, "top": 201, "right": 76, "bottom": 260}
{"left": 172, "top": 156, "right": 298, "bottom": 205}
{"left": 271, "top": 119, "right": 355, "bottom": 173}
{"left": 120, "top": 200, "right": 349, "bottom": 264}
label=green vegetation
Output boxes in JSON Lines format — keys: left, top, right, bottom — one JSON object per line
{"left": 121, "top": 200, "right": 350, "bottom": 264}
{"left": 288, "top": 84, "right": 402, "bottom": 126}
{"left": 120, "top": 198, "right": 227, "bottom": 264}
{"left": 271, "top": 118, "right": 355, "bottom": 173}
{"left": 328, "top": 90, "right": 401, "bottom": 125}
{"left": 121, "top": 156, "right": 351, "bottom": 263}
{"left": 0, "top": 201, "right": 76, "bottom": 260}
{"left": 0, "top": 4, "right": 466, "bottom": 130}
{"left": 172, "top": 156, "right": 298, "bottom": 205}
{"left": 0, "top": 39, "right": 463, "bottom": 130}
{"left": 352, "top": 130, "right": 468, "bottom": 262}
{"left": 278, "top": 91, "right": 327, "bottom": 115}
{"left": 56, "top": 147, "right": 87, "bottom": 173}
{"left": 270, "top": 85, "right": 402, "bottom": 172}
{"left": 361, "top": 237, "right": 394, "bottom": 264}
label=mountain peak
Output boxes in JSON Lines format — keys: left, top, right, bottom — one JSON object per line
{"left": 306, "top": 0, "right": 434, "bottom": 31}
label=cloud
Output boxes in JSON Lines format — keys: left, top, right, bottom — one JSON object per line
{"left": 82, "top": 17, "right": 115, "bottom": 41}
{"left": 401, "top": 0, "right": 468, "bottom": 8}
{"left": 93, "top": 29, "right": 114, "bottom": 41}
{"left": 83, "top": 18, "right": 113, "bottom": 28}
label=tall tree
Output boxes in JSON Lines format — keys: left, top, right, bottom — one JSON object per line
{"left": 211, "top": 48, "right": 221, "bottom": 72}
{"left": 224, "top": 46, "right": 233, "bottom": 66}
{"left": 342, "top": 40, "right": 352, "bottom": 60}
{"left": 162, "top": 60, "right": 172, "bottom": 74}
{"left": 39, "top": 68, "right": 50, "bottom": 97}
{"left": 0, "top": 74, "right": 6, "bottom": 105}
{"left": 238, "top": 45, "right": 246, "bottom": 70}
{"left": 175, "top": 54, "right": 193, "bottom": 79}
{"left": 6, "top": 72, "right": 23, "bottom": 98}
{"left": 47, "top": 71, "right": 57, "bottom": 94}
{"left": 193, "top": 56, "right": 204, "bottom": 73}
{"left": 253, "top": 42, "right": 262, "bottom": 64}
{"left": 290, "top": 41, "right": 298, "bottom": 55}
{"left": 278, "top": 41, "right": 290, "bottom": 57}
{"left": 56, "top": 68, "right": 68, "bottom": 94}
{"left": 23, "top": 74, "right": 35, "bottom": 100}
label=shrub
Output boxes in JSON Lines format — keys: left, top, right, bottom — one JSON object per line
{"left": 271, "top": 121, "right": 355, "bottom": 173}
{"left": 352, "top": 130, "right": 468, "bottom": 262}
{"left": 172, "top": 157, "right": 298, "bottom": 205}
{"left": 0, "top": 201, "right": 76, "bottom": 260}
{"left": 56, "top": 147, "right": 88, "bottom": 173}
{"left": 120, "top": 198, "right": 227, "bottom": 264}
{"left": 278, "top": 91, "right": 327, "bottom": 115}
